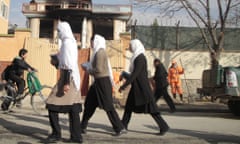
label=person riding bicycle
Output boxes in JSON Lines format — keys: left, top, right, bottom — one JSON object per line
{"left": 1, "top": 48, "right": 36, "bottom": 110}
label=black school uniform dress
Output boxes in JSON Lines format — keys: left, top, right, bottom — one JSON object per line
{"left": 120, "top": 54, "right": 169, "bottom": 132}
{"left": 81, "top": 48, "right": 124, "bottom": 134}
{"left": 154, "top": 62, "right": 176, "bottom": 112}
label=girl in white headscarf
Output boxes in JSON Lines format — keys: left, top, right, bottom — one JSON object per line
{"left": 46, "top": 21, "right": 82, "bottom": 143}
{"left": 119, "top": 39, "right": 169, "bottom": 136}
{"left": 120, "top": 39, "right": 145, "bottom": 79}
{"left": 129, "top": 39, "right": 145, "bottom": 72}
{"left": 81, "top": 34, "right": 125, "bottom": 136}
{"left": 86, "top": 34, "right": 115, "bottom": 86}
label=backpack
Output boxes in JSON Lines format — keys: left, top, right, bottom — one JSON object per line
{"left": 1, "top": 65, "right": 13, "bottom": 80}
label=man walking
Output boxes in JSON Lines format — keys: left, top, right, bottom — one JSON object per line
{"left": 153, "top": 59, "right": 176, "bottom": 112}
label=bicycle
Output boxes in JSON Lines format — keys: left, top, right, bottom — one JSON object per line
{"left": 0, "top": 71, "right": 52, "bottom": 115}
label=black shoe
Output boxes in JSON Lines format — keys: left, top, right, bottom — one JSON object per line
{"left": 158, "top": 127, "right": 169, "bottom": 136}
{"left": 1, "top": 103, "right": 9, "bottom": 111}
{"left": 113, "top": 128, "right": 127, "bottom": 136}
{"left": 68, "top": 138, "right": 83, "bottom": 143}
{"left": 46, "top": 134, "right": 61, "bottom": 143}
{"left": 170, "top": 108, "right": 176, "bottom": 113}
{"left": 81, "top": 128, "right": 87, "bottom": 134}
{"left": 121, "top": 120, "right": 128, "bottom": 130}
{"left": 1, "top": 98, "right": 11, "bottom": 111}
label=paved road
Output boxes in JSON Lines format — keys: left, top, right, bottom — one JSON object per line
{"left": 0, "top": 101, "right": 239, "bottom": 144}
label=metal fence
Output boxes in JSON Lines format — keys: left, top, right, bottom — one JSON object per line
{"left": 132, "top": 26, "right": 240, "bottom": 51}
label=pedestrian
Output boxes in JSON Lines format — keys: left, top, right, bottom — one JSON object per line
{"left": 1, "top": 48, "right": 36, "bottom": 110}
{"left": 119, "top": 39, "right": 169, "bottom": 135}
{"left": 80, "top": 34, "right": 126, "bottom": 136}
{"left": 168, "top": 59, "right": 184, "bottom": 101}
{"left": 46, "top": 21, "right": 83, "bottom": 143}
{"left": 153, "top": 58, "right": 176, "bottom": 112}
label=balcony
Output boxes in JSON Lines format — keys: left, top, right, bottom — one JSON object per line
{"left": 22, "top": 0, "right": 92, "bottom": 15}
{"left": 22, "top": 1, "right": 132, "bottom": 20}
{"left": 93, "top": 4, "right": 132, "bottom": 15}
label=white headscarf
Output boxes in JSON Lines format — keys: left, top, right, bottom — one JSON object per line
{"left": 129, "top": 39, "right": 145, "bottom": 72}
{"left": 57, "top": 21, "right": 80, "bottom": 90}
{"left": 90, "top": 34, "right": 115, "bottom": 86}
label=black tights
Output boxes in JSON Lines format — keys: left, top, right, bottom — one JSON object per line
{"left": 122, "top": 110, "right": 169, "bottom": 131}
{"left": 48, "top": 110, "right": 82, "bottom": 140}
{"left": 81, "top": 104, "right": 124, "bottom": 133}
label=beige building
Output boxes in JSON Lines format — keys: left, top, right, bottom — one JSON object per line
{"left": 1, "top": 0, "right": 131, "bottom": 95}
{"left": 0, "top": 0, "right": 10, "bottom": 34}
{"left": 22, "top": 0, "right": 132, "bottom": 48}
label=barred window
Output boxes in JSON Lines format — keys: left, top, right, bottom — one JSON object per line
{"left": 0, "top": 1, "right": 8, "bottom": 19}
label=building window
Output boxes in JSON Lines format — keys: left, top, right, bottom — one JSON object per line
{"left": 40, "top": 20, "right": 53, "bottom": 38}
{"left": 0, "top": 1, "right": 8, "bottom": 19}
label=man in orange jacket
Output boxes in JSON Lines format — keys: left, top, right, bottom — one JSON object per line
{"left": 168, "top": 59, "right": 184, "bottom": 101}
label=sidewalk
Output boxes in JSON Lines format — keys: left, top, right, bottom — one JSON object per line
{"left": 157, "top": 99, "right": 229, "bottom": 113}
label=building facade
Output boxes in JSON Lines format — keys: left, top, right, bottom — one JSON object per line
{"left": 22, "top": 0, "right": 132, "bottom": 48}
{"left": 0, "top": 0, "right": 9, "bottom": 34}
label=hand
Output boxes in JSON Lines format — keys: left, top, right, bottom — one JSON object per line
{"left": 63, "top": 84, "right": 70, "bottom": 93}
{"left": 81, "top": 65, "right": 87, "bottom": 71}
{"left": 51, "top": 58, "right": 57, "bottom": 66}
{"left": 118, "top": 86, "right": 124, "bottom": 93}
{"left": 119, "top": 75, "right": 123, "bottom": 81}
{"left": 81, "top": 62, "right": 90, "bottom": 71}
{"left": 28, "top": 68, "right": 37, "bottom": 72}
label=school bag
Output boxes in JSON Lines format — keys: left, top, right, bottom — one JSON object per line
{"left": 1, "top": 65, "right": 13, "bottom": 81}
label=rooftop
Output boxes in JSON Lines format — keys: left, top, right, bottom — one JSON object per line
{"left": 22, "top": 0, "right": 132, "bottom": 19}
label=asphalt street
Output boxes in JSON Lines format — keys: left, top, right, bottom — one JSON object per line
{"left": 0, "top": 100, "right": 239, "bottom": 144}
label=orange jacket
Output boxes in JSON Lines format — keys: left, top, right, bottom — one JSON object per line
{"left": 168, "top": 65, "right": 184, "bottom": 83}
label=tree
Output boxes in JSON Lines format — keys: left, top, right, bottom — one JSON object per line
{"left": 133, "top": 0, "right": 240, "bottom": 68}
{"left": 228, "top": 4, "right": 240, "bottom": 26}
{"left": 152, "top": 18, "right": 159, "bottom": 26}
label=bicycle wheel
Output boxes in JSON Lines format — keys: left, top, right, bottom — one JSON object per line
{"left": 31, "top": 85, "right": 52, "bottom": 115}
{"left": 1, "top": 95, "right": 14, "bottom": 112}
{"left": 0, "top": 84, "right": 17, "bottom": 112}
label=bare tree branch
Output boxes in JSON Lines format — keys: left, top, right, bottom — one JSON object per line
{"left": 230, "top": 1, "right": 240, "bottom": 8}
{"left": 199, "top": 0, "right": 207, "bottom": 9}
{"left": 223, "top": 0, "right": 232, "bottom": 28}
{"left": 217, "top": 0, "right": 224, "bottom": 30}
{"left": 133, "top": 0, "right": 240, "bottom": 67}
{"left": 180, "top": 0, "right": 214, "bottom": 53}
{"left": 181, "top": 0, "right": 208, "bottom": 27}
